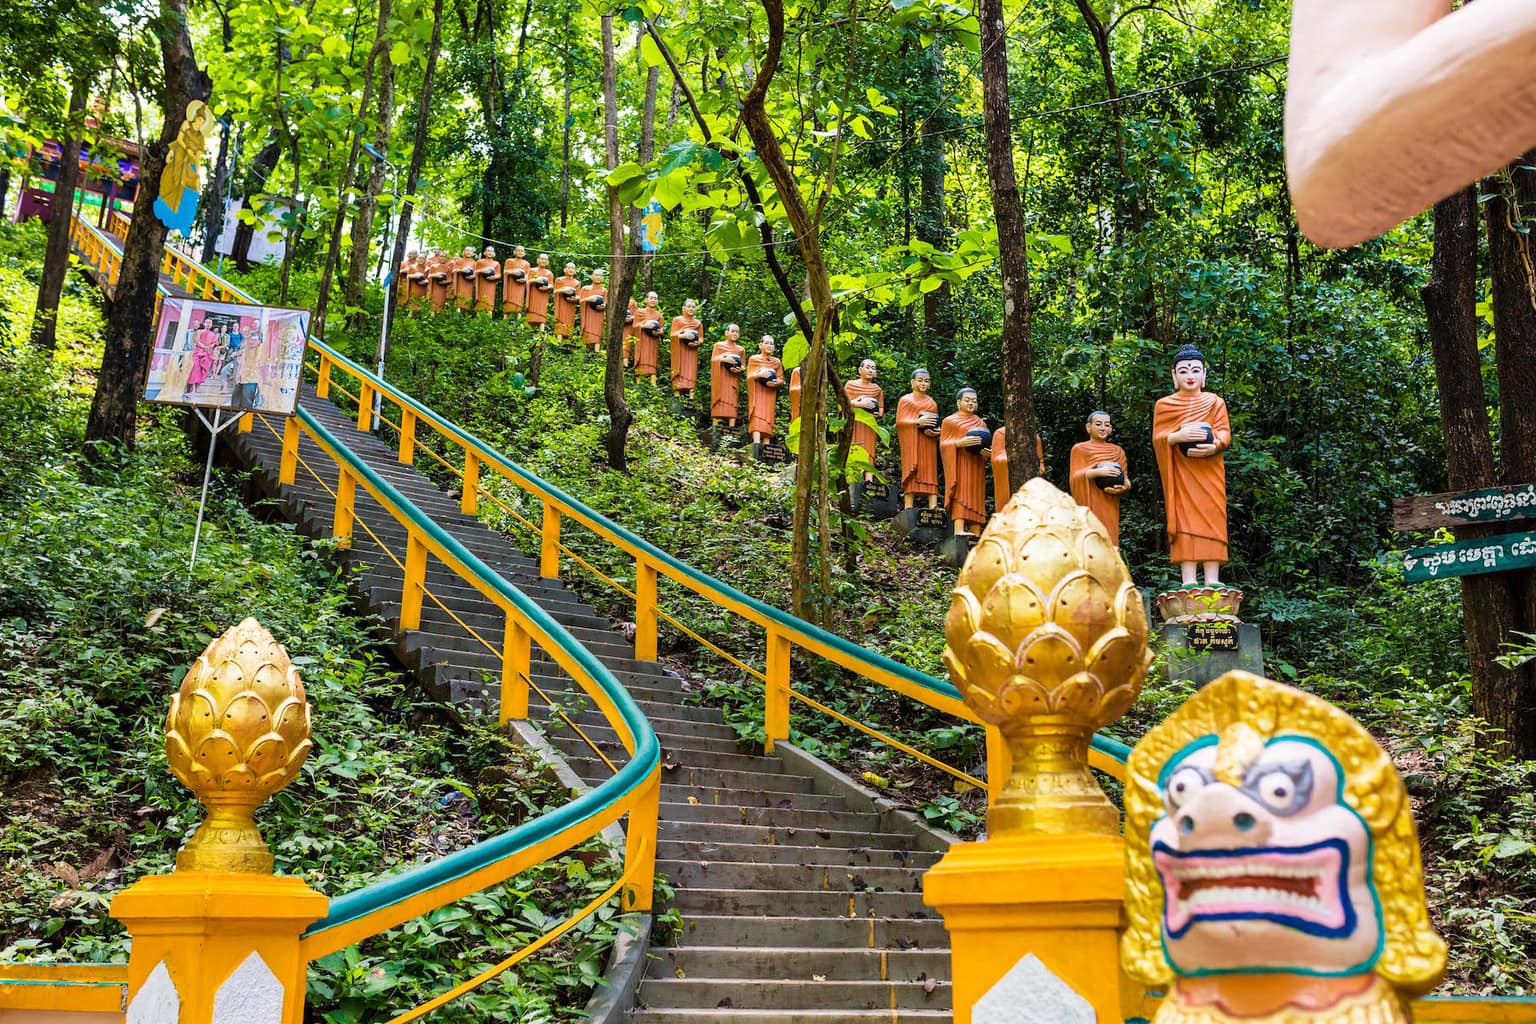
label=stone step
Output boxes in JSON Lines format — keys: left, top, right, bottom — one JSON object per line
{"left": 656, "top": 841, "right": 940, "bottom": 871}
{"left": 654, "top": 820, "right": 912, "bottom": 849}
{"left": 658, "top": 801, "right": 882, "bottom": 831}
{"left": 660, "top": 785, "right": 849, "bottom": 812}
{"left": 645, "top": 946, "right": 949, "bottom": 983}
{"left": 674, "top": 915, "right": 950, "bottom": 949}
{"left": 670, "top": 888, "right": 931, "bottom": 919}
{"left": 636, "top": 978, "right": 951, "bottom": 1012}
{"left": 657, "top": 860, "right": 924, "bottom": 894}
{"left": 562, "top": 710, "right": 741, "bottom": 744}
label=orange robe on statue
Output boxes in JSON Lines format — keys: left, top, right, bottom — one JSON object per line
{"left": 452, "top": 255, "right": 477, "bottom": 310}
{"left": 579, "top": 285, "right": 607, "bottom": 349}
{"left": 427, "top": 257, "right": 452, "bottom": 312}
{"left": 473, "top": 256, "right": 500, "bottom": 312}
{"left": 502, "top": 257, "right": 531, "bottom": 313}
{"left": 844, "top": 380, "right": 884, "bottom": 461}
{"left": 635, "top": 305, "right": 663, "bottom": 375}
{"left": 1152, "top": 391, "right": 1231, "bottom": 562}
{"left": 670, "top": 315, "right": 703, "bottom": 390}
{"left": 622, "top": 298, "right": 639, "bottom": 365}
{"left": 746, "top": 354, "right": 784, "bottom": 437}
{"left": 407, "top": 258, "right": 429, "bottom": 309}
{"left": 710, "top": 340, "right": 746, "bottom": 420}
{"left": 896, "top": 392, "right": 940, "bottom": 497}
{"left": 526, "top": 267, "right": 554, "bottom": 325}
{"left": 941, "top": 413, "right": 990, "bottom": 528}
{"left": 789, "top": 367, "right": 802, "bottom": 422}
{"left": 552, "top": 276, "right": 580, "bottom": 338}
{"left": 990, "top": 428, "right": 1046, "bottom": 504}
{"left": 1069, "top": 439, "right": 1130, "bottom": 546}
{"left": 394, "top": 259, "right": 410, "bottom": 307}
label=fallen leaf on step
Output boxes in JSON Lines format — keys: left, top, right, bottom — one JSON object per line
{"left": 776, "top": 798, "right": 792, "bottom": 809}
{"left": 815, "top": 828, "right": 831, "bottom": 839}
{"left": 675, "top": 968, "right": 686, "bottom": 979}
{"left": 923, "top": 977, "right": 938, "bottom": 994}
{"left": 812, "top": 974, "right": 827, "bottom": 982}
{"left": 699, "top": 861, "right": 709, "bottom": 869}
{"left": 716, "top": 998, "right": 733, "bottom": 1008}
{"left": 687, "top": 796, "right": 700, "bottom": 804}
{"left": 662, "top": 759, "right": 679, "bottom": 771}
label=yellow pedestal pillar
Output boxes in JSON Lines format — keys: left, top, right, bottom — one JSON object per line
{"left": 111, "top": 872, "right": 327, "bottom": 1024}
{"left": 924, "top": 833, "right": 1127, "bottom": 1024}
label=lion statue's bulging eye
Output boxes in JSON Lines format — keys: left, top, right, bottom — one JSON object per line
{"left": 1256, "top": 771, "right": 1295, "bottom": 810}
{"left": 1166, "top": 766, "right": 1206, "bottom": 809}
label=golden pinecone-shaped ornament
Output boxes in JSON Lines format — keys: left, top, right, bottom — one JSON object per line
{"left": 944, "top": 478, "right": 1150, "bottom": 836}
{"left": 165, "top": 618, "right": 312, "bottom": 873}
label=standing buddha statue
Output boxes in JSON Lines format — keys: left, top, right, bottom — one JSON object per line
{"left": 670, "top": 298, "right": 704, "bottom": 398}
{"left": 709, "top": 323, "right": 747, "bottom": 427}
{"left": 940, "top": 387, "right": 990, "bottom": 536}
{"left": 634, "top": 292, "right": 664, "bottom": 383}
{"left": 502, "top": 245, "right": 530, "bottom": 316}
{"left": 473, "top": 246, "right": 500, "bottom": 313}
{"left": 844, "top": 358, "right": 884, "bottom": 476}
{"left": 579, "top": 268, "right": 608, "bottom": 352}
{"left": 552, "top": 262, "right": 581, "bottom": 340}
{"left": 1068, "top": 410, "right": 1132, "bottom": 546}
{"left": 452, "top": 247, "right": 477, "bottom": 311}
{"left": 525, "top": 253, "right": 555, "bottom": 329}
{"left": 746, "top": 336, "right": 784, "bottom": 449}
{"left": 895, "top": 368, "right": 941, "bottom": 509}
{"left": 1152, "top": 344, "right": 1231, "bottom": 585}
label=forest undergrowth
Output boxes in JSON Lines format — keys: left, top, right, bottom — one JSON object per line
{"left": 0, "top": 241, "right": 635, "bottom": 1024}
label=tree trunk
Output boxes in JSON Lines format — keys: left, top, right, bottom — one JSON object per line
{"left": 979, "top": 0, "right": 1037, "bottom": 487}
{"left": 740, "top": 0, "right": 845, "bottom": 620}
{"left": 1484, "top": 158, "right": 1536, "bottom": 756}
{"left": 559, "top": 9, "right": 573, "bottom": 232}
{"left": 198, "top": 120, "right": 231, "bottom": 263}
{"left": 598, "top": 15, "right": 635, "bottom": 470}
{"left": 916, "top": 40, "right": 952, "bottom": 352}
{"left": 31, "top": 78, "right": 88, "bottom": 354}
{"left": 345, "top": 0, "right": 397, "bottom": 326}
{"left": 85, "top": 0, "right": 208, "bottom": 448}
{"left": 381, "top": 0, "right": 445, "bottom": 358}
{"left": 231, "top": 138, "right": 281, "bottom": 272}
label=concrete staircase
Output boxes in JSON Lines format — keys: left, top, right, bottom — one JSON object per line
{"left": 225, "top": 386, "right": 953, "bottom": 1023}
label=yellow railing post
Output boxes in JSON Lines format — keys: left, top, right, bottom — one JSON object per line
{"left": 238, "top": 413, "right": 253, "bottom": 434}
{"left": 316, "top": 354, "right": 333, "bottom": 398}
{"left": 634, "top": 560, "right": 658, "bottom": 662}
{"left": 764, "top": 629, "right": 791, "bottom": 754}
{"left": 356, "top": 382, "right": 373, "bottom": 432}
{"left": 399, "top": 409, "right": 417, "bottom": 463}
{"left": 334, "top": 469, "right": 356, "bottom": 546}
{"left": 500, "top": 612, "right": 531, "bottom": 724}
{"left": 202, "top": 276, "right": 214, "bottom": 298}
{"left": 540, "top": 503, "right": 561, "bottom": 579}
{"left": 400, "top": 533, "right": 428, "bottom": 631}
{"left": 622, "top": 772, "right": 660, "bottom": 914}
{"left": 280, "top": 416, "right": 299, "bottom": 485}
{"left": 110, "top": 620, "right": 326, "bottom": 1024}
{"left": 462, "top": 452, "right": 480, "bottom": 515}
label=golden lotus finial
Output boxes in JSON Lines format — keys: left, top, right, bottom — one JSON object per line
{"left": 944, "top": 478, "right": 1151, "bottom": 836}
{"left": 164, "top": 618, "right": 312, "bottom": 873}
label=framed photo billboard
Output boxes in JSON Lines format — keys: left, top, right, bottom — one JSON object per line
{"left": 145, "top": 298, "right": 308, "bottom": 416}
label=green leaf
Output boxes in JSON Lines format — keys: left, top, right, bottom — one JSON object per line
{"left": 781, "top": 332, "right": 809, "bottom": 369}
{"left": 639, "top": 33, "right": 664, "bottom": 68}
{"left": 605, "top": 162, "right": 646, "bottom": 187}
{"left": 389, "top": 41, "right": 410, "bottom": 65}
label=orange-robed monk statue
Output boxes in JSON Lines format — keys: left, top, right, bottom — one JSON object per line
{"left": 844, "top": 359, "right": 884, "bottom": 478}
{"left": 525, "top": 253, "right": 555, "bottom": 329}
{"left": 473, "top": 246, "right": 500, "bottom": 313}
{"left": 406, "top": 251, "right": 430, "bottom": 311}
{"left": 746, "top": 336, "right": 784, "bottom": 445}
{"left": 940, "top": 388, "right": 990, "bottom": 537}
{"left": 989, "top": 426, "right": 1045, "bottom": 504}
{"left": 579, "top": 268, "right": 608, "bottom": 352}
{"left": 502, "top": 245, "right": 530, "bottom": 316}
{"left": 895, "top": 368, "right": 941, "bottom": 510}
{"left": 552, "top": 263, "right": 581, "bottom": 340}
{"left": 1153, "top": 345, "right": 1231, "bottom": 585}
{"left": 395, "top": 250, "right": 416, "bottom": 308}
{"left": 634, "top": 292, "right": 664, "bottom": 383}
{"left": 452, "top": 247, "right": 477, "bottom": 311}
{"left": 710, "top": 323, "right": 747, "bottom": 427}
{"left": 1069, "top": 410, "right": 1132, "bottom": 546}
{"left": 427, "top": 250, "right": 453, "bottom": 312}
{"left": 670, "top": 299, "right": 704, "bottom": 398}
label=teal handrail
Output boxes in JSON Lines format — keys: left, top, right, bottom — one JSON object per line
{"left": 289, "top": 407, "right": 659, "bottom": 940}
